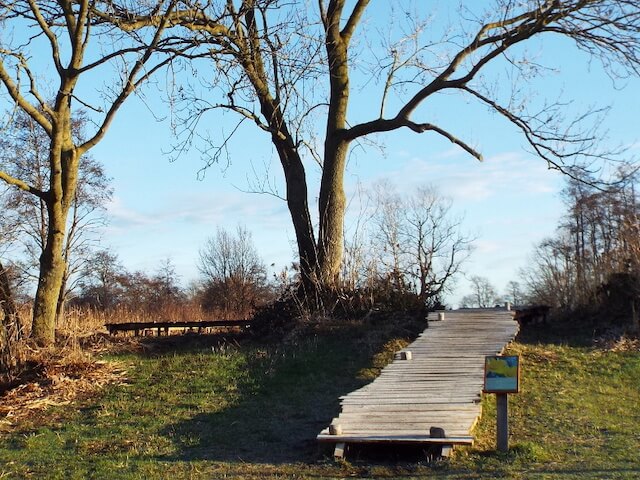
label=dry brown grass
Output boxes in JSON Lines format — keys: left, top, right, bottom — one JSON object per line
{"left": 2, "top": 302, "right": 255, "bottom": 431}
{"left": 594, "top": 331, "right": 640, "bottom": 352}
{"left": 60, "top": 303, "right": 253, "bottom": 330}
{"left": 0, "top": 323, "right": 130, "bottom": 432}
{"left": 1, "top": 307, "right": 123, "bottom": 430}
{"left": 0, "top": 350, "right": 129, "bottom": 432}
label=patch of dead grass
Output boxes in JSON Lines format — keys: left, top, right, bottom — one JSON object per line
{"left": 593, "top": 329, "right": 640, "bottom": 352}
{"left": 0, "top": 346, "right": 129, "bottom": 432}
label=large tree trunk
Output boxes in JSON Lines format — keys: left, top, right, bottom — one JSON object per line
{"left": 318, "top": 6, "right": 352, "bottom": 290}
{"left": 0, "top": 259, "right": 21, "bottom": 381}
{"left": 274, "top": 138, "right": 319, "bottom": 292}
{"left": 318, "top": 138, "right": 349, "bottom": 288}
{"left": 31, "top": 213, "right": 67, "bottom": 346}
{"left": 31, "top": 126, "right": 78, "bottom": 346}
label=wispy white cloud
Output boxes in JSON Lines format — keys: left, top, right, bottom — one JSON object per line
{"left": 105, "top": 189, "right": 288, "bottom": 234}
{"left": 102, "top": 188, "right": 296, "bottom": 280}
{"left": 105, "top": 197, "right": 159, "bottom": 228}
{"left": 361, "top": 149, "right": 561, "bottom": 204}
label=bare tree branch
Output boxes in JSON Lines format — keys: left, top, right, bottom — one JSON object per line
{"left": 0, "top": 56, "right": 53, "bottom": 135}
{"left": 26, "top": 0, "right": 64, "bottom": 75}
{"left": 0, "top": 170, "right": 47, "bottom": 199}
{"left": 341, "top": 0, "right": 369, "bottom": 44}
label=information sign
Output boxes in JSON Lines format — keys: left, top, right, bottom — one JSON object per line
{"left": 483, "top": 355, "right": 520, "bottom": 393}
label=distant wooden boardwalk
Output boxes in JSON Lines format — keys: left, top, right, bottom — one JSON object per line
{"left": 105, "top": 320, "right": 251, "bottom": 336}
{"left": 317, "top": 308, "right": 519, "bottom": 457}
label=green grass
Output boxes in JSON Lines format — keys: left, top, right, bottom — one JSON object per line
{"left": 0, "top": 319, "right": 639, "bottom": 479}
{"left": 457, "top": 341, "right": 640, "bottom": 479}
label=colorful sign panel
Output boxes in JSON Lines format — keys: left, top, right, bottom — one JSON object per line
{"left": 483, "top": 355, "right": 520, "bottom": 393}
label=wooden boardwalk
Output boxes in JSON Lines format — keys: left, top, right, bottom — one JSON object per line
{"left": 317, "top": 308, "right": 519, "bottom": 456}
{"left": 105, "top": 320, "right": 251, "bottom": 336}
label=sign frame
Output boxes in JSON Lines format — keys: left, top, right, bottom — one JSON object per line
{"left": 483, "top": 355, "right": 520, "bottom": 394}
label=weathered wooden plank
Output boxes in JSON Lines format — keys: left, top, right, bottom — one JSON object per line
{"left": 351, "top": 382, "right": 483, "bottom": 388}
{"left": 347, "top": 389, "right": 482, "bottom": 395}
{"left": 334, "top": 418, "right": 476, "bottom": 425}
{"left": 350, "top": 386, "right": 482, "bottom": 392}
{"left": 340, "top": 399, "right": 481, "bottom": 404}
{"left": 334, "top": 417, "right": 480, "bottom": 425}
{"left": 342, "top": 391, "right": 482, "bottom": 399}
{"left": 355, "top": 379, "right": 484, "bottom": 385}
{"left": 339, "top": 416, "right": 476, "bottom": 426}
{"left": 340, "top": 406, "right": 481, "bottom": 414}
{"left": 317, "top": 434, "right": 474, "bottom": 445}
{"left": 341, "top": 402, "right": 480, "bottom": 409}
{"left": 337, "top": 410, "right": 480, "bottom": 417}
{"left": 324, "top": 429, "right": 474, "bottom": 437}
{"left": 341, "top": 393, "right": 478, "bottom": 400}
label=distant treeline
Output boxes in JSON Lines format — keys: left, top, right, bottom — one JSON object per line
{"left": 523, "top": 170, "right": 640, "bottom": 330}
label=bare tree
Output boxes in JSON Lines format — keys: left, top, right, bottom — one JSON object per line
{"left": 0, "top": 258, "right": 21, "bottom": 382}
{"left": 405, "top": 187, "right": 474, "bottom": 306}
{"left": 75, "top": 253, "right": 191, "bottom": 319}
{"left": 198, "top": 225, "right": 269, "bottom": 315}
{"left": 75, "top": 249, "right": 125, "bottom": 310}
{"left": 468, "top": 275, "right": 499, "bottom": 308}
{"left": 505, "top": 280, "right": 524, "bottom": 307}
{"left": 0, "top": 110, "right": 113, "bottom": 322}
{"left": 370, "top": 183, "right": 473, "bottom": 307}
{"left": 105, "top": 0, "right": 640, "bottom": 302}
{"left": 1, "top": 183, "right": 22, "bottom": 378}
{"left": 153, "top": 257, "right": 186, "bottom": 310}
{"left": 0, "top": 1, "right": 194, "bottom": 345}
{"left": 460, "top": 294, "right": 478, "bottom": 309}
{"left": 341, "top": 185, "right": 375, "bottom": 291}
{"left": 524, "top": 169, "right": 640, "bottom": 319}
{"left": 523, "top": 234, "right": 577, "bottom": 310}
{"left": 371, "top": 183, "right": 405, "bottom": 293}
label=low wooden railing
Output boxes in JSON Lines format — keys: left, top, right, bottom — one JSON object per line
{"left": 104, "top": 319, "right": 252, "bottom": 336}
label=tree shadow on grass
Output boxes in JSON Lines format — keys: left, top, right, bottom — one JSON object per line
{"left": 158, "top": 333, "right": 379, "bottom": 464}
{"left": 132, "top": 331, "right": 253, "bottom": 356}
{"left": 515, "top": 321, "right": 597, "bottom": 347}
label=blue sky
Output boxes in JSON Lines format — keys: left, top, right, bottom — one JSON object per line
{"left": 91, "top": 78, "right": 638, "bottom": 306}
{"left": 4, "top": 2, "right": 640, "bottom": 306}
{"left": 93, "top": 113, "right": 571, "bottom": 304}
{"left": 87, "top": 3, "right": 640, "bottom": 306}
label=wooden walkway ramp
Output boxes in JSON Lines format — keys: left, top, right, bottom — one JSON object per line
{"left": 317, "top": 308, "right": 519, "bottom": 456}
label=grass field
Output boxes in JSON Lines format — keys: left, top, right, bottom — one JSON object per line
{"left": 0, "top": 317, "right": 639, "bottom": 479}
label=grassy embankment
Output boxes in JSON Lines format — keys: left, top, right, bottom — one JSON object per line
{"left": 0, "top": 317, "right": 638, "bottom": 479}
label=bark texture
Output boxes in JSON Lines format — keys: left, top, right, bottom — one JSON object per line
{"left": 29, "top": 97, "right": 80, "bottom": 345}
{"left": 0, "top": 260, "right": 21, "bottom": 381}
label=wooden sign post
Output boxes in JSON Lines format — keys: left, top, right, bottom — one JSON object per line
{"left": 483, "top": 355, "right": 520, "bottom": 452}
